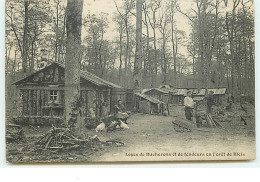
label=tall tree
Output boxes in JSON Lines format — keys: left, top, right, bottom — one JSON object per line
{"left": 142, "top": 0, "right": 151, "bottom": 88}
{"left": 84, "top": 13, "right": 109, "bottom": 77}
{"left": 223, "top": 0, "right": 241, "bottom": 97}
{"left": 114, "top": 0, "right": 135, "bottom": 87}
{"left": 170, "top": 0, "right": 178, "bottom": 87}
{"left": 22, "top": 0, "right": 29, "bottom": 73}
{"left": 113, "top": 14, "right": 124, "bottom": 84}
{"left": 158, "top": 5, "right": 170, "bottom": 85}
{"left": 133, "top": 0, "right": 143, "bottom": 93}
{"left": 147, "top": 0, "right": 161, "bottom": 87}
{"left": 65, "top": 0, "right": 83, "bottom": 134}
{"left": 6, "top": 0, "right": 51, "bottom": 73}
{"left": 52, "top": 0, "right": 67, "bottom": 63}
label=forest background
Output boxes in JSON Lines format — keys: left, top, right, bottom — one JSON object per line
{"left": 5, "top": 0, "right": 255, "bottom": 101}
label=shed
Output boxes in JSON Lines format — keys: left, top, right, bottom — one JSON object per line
{"left": 169, "top": 88, "right": 227, "bottom": 105}
{"left": 135, "top": 93, "right": 168, "bottom": 114}
{"left": 142, "top": 88, "right": 169, "bottom": 103}
{"left": 169, "top": 89, "right": 189, "bottom": 105}
{"left": 13, "top": 62, "right": 124, "bottom": 125}
{"left": 193, "top": 88, "right": 227, "bottom": 104}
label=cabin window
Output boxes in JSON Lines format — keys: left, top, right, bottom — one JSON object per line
{"left": 50, "top": 90, "right": 58, "bottom": 101}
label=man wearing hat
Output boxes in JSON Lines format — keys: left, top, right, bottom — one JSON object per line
{"left": 206, "top": 90, "right": 216, "bottom": 114}
{"left": 184, "top": 90, "right": 195, "bottom": 121}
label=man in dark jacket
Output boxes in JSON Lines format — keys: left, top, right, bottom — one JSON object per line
{"left": 206, "top": 91, "right": 216, "bottom": 114}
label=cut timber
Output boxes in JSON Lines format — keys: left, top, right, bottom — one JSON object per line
{"left": 206, "top": 114, "right": 222, "bottom": 127}
{"left": 172, "top": 118, "right": 196, "bottom": 132}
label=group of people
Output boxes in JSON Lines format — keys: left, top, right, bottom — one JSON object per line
{"left": 184, "top": 90, "right": 216, "bottom": 122}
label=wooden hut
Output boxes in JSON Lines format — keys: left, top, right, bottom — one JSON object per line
{"left": 169, "top": 89, "right": 188, "bottom": 105}
{"left": 168, "top": 88, "right": 227, "bottom": 105}
{"left": 193, "top": 88, "right": 227, "bottom": 104}
{"left": 135, "top": 93, "right": 168, "bottom": 114}
{"left": 13, "top": 62, "right": 124, "bottom": 125}
{"left": 142, "top": 88, "right": 169, "bottom": 103}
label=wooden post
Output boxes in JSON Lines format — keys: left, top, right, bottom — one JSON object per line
{"left": 28, "top": 90, "right": 32, "bottom": 116}
{"left": 33, "top": 90, "right": 37, "bottom": 116}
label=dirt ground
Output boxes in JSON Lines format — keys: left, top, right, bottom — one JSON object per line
{"left": 6, "top": 104, "right": 255, "bottom": 163}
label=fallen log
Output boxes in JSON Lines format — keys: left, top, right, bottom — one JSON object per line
{"left": 172, "top": 118, "right": 196, "bottom": 132}
{"left": 105, "top": 140, "right": 124, "bottom": 147}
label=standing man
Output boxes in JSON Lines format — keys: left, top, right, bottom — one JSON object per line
{"left": 226, "top": 93, "right": 233, "bottom": 111}
{"left": 206, "top": 90, "right": 216, "bottom": 114}
{"left": 184, "top": 90, "right": 195, "bottom": 121}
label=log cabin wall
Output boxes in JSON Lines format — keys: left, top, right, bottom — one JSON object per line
{"left": 19, "top": 88, "right": 65, "bottom": 117}
{"left": 18, "top": 87, "right": 112, "bottom": 118}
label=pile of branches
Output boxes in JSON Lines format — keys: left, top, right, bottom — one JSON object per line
{"left": 35, "top": 127, "right": 99, "bottom": 151}
{"left": 6, "top": 124, "right": 25, "bottom": 143}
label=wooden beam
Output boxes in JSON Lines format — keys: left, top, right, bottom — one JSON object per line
{"left": 20, "top": 87, "right": 65, "bottom": 90}
{"left": 19, "top": 86, "right": 96, "bottom": 91}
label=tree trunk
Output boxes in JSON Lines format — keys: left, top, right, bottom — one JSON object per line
{"left": 170, "top": 0, "right": 177, "bottom": 87}
{"left": 162, "top": 33, "right": 167, "bottom": 85}
{"left": 65, "top": 0, "right": 83, "bottom": 136}
{"left": 152, "top": 23, "right": 157, "bottom": 88}
{"left": 119, "top": 23, "right": 123, "bottom": 84}
{"left": 143, "top": 2, "right": 150, "bottom": 88}
{"left": 55, "top": 1, "right": 60, "bottom": 63}
{"left": 22, "top": 0, "right": 29, "bottom": 73}
{"left": 124, "top": 20, "right": 130, "bottom": 88}
{"left": 133, "top": 0, "right": 142, "bottom": 93}
{"left": 144, "top": 21, "right": 149, "bottom": 88}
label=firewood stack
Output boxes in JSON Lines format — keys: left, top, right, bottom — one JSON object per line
{"left": 35, "top": 127, "right": 100, "bottom": 150}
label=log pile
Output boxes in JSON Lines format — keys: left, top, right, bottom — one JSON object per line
{"left": 35, "top": 127, "right": 99, "bottom": 150}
